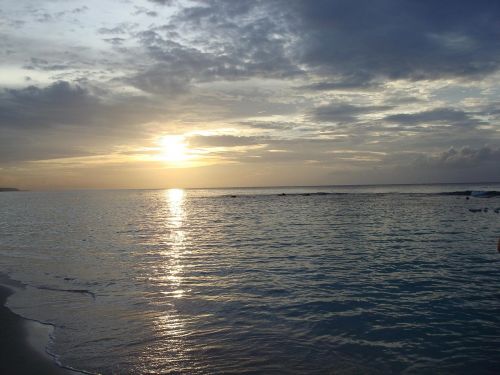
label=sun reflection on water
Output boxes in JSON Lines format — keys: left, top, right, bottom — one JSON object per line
{"left": 162, "top": 188, "right": 188, "bottom": 297}
{"left": 141, "top": 188, "right": 194, "bottom": 372}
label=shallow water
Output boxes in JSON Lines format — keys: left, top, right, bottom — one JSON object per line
{"left": 1, "top": 184, "right": 499, "bottom": 374}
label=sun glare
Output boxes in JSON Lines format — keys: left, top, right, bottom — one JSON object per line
{"left": 159, "top": 135, "right": 189, "bottom": 163}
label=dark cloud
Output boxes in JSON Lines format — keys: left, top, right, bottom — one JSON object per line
{"left": 198, "top": 138, "right": 331, "bottom": 164}
{"left": 0, "top": 81, "right": 169, "bottom": 163}
{"left": 34, "top": 12, "right": 53, "bottom": 23}
{"left": 72, "top": 6, "right": 89, "bottom": 14}
{"left": 103, "top": 38, "right": 127, "bottom": 46}
{"left": 129, "top": 1, "right": 301, "bottom": 93}
{"left": 384, "top": 108, "right": 486, "bottom": 128}
{"left": 0, "top": 81, "right": 98, "bottom": 129}
{"left": 18, "top": 0, "right": 499, "bottom": 99}
{"left": 23, "top": 57, "right": 71, "bottom": 71}
{"left": 168, "top": 0, "right": 500, "bottom": 84}
{"left": 292, "top": 0, "right": 500, "bottom": 81}
{"left": 133, "top": 7, "right": 158, "bottom": 17}
{"left": 177, "top": 0, "right": 255, "bottom": 22}
{"left": 483, "top": 102, "right": 500, "bottom": 116}
{"left": 54, "top": 6, "right": 89, "bottom": 18}
{"left": 148, "top": 0, "right": 175, "bottom": 5}
{"left": 299, "top": 79, "right": 380, "bottom": 91}
{"left": 239, "top": 121, "right": 300, "bottom": 131}
{"left": 0, "top": 134, "right": 97, "bottom": 163}
{"left": 188, "top": 134, "right": 266, "bottom": 148}
{"left": 414, "top": 145, "right": 500, "bottom": 168}
{"left": 311, "top": 103, "right": 392, "bottom": 123}
{"left": 98, "top": 23, "right": 136, "bottom": 35}
{"left": 0, "top": 81, "right": 168, "bottom": 131}
{"left": 128, "top": 62, "right": 193, "bottom": 95}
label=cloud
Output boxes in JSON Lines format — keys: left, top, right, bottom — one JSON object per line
{"left": 1, "top": 0, "right": 499, "bottom": 187}
{"left": 98, "top": 23, "right": 135, "bottom": 35}
{"left": 102, "top": 37, "right": 127, "bottom": 46}
{"left": 159, "top": 0, "right": 500, "bottom": 86}
{"left": 0, "top": 81, "right": 169, "bottom": 163}
{"left": 0, "top": 81, "right": 98, "bottom": 129}
{"left": 0, "top": 81, "right": 171, "bottom": 131}
{"left": 239, "top": 121, "right": 301, "bottom": 131}
{"left": 23, "top": 57, "right": 72, "bottom": 71}
{"left": 188, "top": 134, "right": 265, "bottom": 148}
{"left": 414, "top": 145, "right": 500, "bottom": 168}
{"left": 130, "top": 1, "right": 301, "bottom": 93}
{"left": 133, "top": 7, "right": 158, "bottom": 17}
{"left": 148, "top": 0, "right": 175, "bottom": 5}
{"left": 311, "top": 103, "right": 392, "bottom": 123}
{"left": 299, "top": 79, "right": 380, "bottom": 91}
{"left": 291, "top": 0, "right": 500, "bottom": 81}
{"left": 384, "top": 108, "right": 486, "bottom": 128}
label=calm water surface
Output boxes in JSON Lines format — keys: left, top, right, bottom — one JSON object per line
{"left": 0, "top": 184, "right": 499, "bottom": 374}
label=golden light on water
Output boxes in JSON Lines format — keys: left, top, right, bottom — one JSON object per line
{"left": 141, "top": 188, "right": 192, "bottom": 369}
{"left": 145, "top": 188, "right": 189, "bottom": 298}
{"left": 167, "top": 188, "right": 185, "bottom": 220}
{"left": 163, "top": 188, "right": 187, "bottom": 297}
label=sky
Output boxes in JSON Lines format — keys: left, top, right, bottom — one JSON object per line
{"left": 0, "top": 0, "right": 499, "bottom": 189}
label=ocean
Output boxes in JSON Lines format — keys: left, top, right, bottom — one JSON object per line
{"left": 1, "top": 183, "right": 499, "bottom": 374}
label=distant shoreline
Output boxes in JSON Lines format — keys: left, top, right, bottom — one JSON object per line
{"left": 0, "top": 188, "right": 19, "bottom": 192}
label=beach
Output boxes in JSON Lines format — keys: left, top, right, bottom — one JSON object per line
{"left": 0, "top": 284, "right": 77, "bottom": 374}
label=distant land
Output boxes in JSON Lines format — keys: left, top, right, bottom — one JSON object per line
{"left": 0, "top": 188, "right": 19, "bottom": 192}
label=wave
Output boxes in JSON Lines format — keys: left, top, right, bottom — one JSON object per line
{"left": 438, "top": 190, "right": 500, "bottom": 197}
{"left": 34, "top": 286, "right": 96, "bottom": 300}
{"left": 0, "top": 274, "right": 97, "bottom": 375}
{"left": 220, "top": 190, "right": 500, "bottom": 198}
{"left": 221, "top": 192, "right": 346, "bottom": 198}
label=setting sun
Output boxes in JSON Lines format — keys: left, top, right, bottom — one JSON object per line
{"left": 2, "top": 1, "right": 499, "bottom": 374}
{"left": 159, "top": 135, "right": 189, "bottom": 163}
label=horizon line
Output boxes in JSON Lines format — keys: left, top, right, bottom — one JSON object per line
{"left": 6, "top": 180, "right": 500, "bottom": 192}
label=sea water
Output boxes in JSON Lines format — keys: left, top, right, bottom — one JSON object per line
{"left": 0, "top": 184, "right": 499, "bottom": 374}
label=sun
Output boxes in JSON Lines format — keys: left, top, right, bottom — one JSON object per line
{"left": 159, "top": 135, "right": 189, "bottom": 163}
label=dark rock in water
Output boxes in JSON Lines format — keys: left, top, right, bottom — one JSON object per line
{"left": 483, "top": 208, "right": 489, "bottom": 212}
{"left": 0, "top": 188, "right": 19, "bottom": 192}
{"left": 469, "top": 208, "right": 482, "bottom": 213}
{"left": 278, "top": 193, "right": 287, "bottom": 196}
{"left": 494, "top": 208, "right": 500, "bottom": 213}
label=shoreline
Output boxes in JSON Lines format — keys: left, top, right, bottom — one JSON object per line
{"left": 0, "top": 279, "right": 82, "bottom": 375}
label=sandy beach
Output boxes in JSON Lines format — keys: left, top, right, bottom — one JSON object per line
{"left": 0, "top": 284, "right": 74, "bottom": 375}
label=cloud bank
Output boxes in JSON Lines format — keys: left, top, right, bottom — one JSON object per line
{"left": 0, "top": 0, "right": 499, "bottom": 188}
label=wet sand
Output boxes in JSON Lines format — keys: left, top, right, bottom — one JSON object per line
{"left": 0, "top": 284, "right": 74, "bottom": 375}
